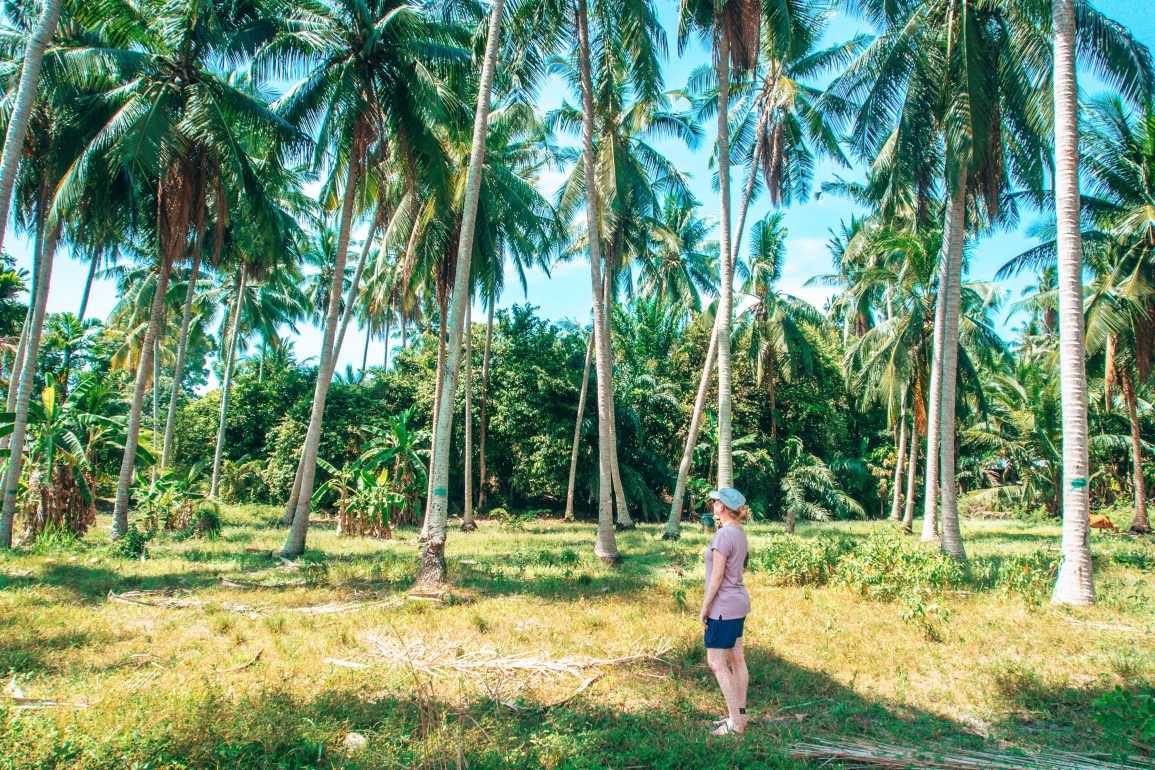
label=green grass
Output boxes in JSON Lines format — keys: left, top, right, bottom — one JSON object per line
{"left": 1, "top": 509, "right": 1152, "bottom": 769}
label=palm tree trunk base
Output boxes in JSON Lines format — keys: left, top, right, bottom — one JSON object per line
{"left": 614, "top": 521, "right": 636, "bottom": 531}
{"left": 417, "top": 540, "right": 447, "bottom": 585}
{"left": 460, "top": 521, "right": 478, "bottom": 532}
{"left": 1130, "top": 523, "right": 1152, "bottom": 534}
{"left": 595, "top": 552, "right": 620, "bottom": 566}
{"left": 661, "top": 528, "right": 680, "bottom": 541}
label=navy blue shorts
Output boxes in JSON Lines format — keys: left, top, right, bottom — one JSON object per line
{"left": 704, "top": 615, "right": 746, "bottom": 649}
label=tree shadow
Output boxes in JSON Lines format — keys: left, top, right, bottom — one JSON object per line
{"left": 19, "top": 639, "right": 1144, "bottom": 769}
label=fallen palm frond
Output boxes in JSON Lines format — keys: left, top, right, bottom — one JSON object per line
{"left": 108, "top": 589, "right": 260, "bottom": 614}
{"left": 214, "top": 650, "right": 263, "bottom": 673}
{"left": 364, "top": 635, "right": 671, "bottom": 681}
{"left": 220, "top": 576, "right": 307, "bottom": 590}
{"left": 106, "top": 589, "right": 403, "bottom": 616}
{"left": 787, "top": 738, "right": 1150, "bottom": 770}
{"left": 5, "top": 678, "right": 89, "bottom": 710}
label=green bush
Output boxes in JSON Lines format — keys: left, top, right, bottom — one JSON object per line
{"left": 30, "top": 525, "right": 85, "bottom": 556}
{"left": 833, "top": 528, "right": 963, "bottom": 600}
{"left": 1092, "top": 687, "right": 1155, "bottom": 751}
{"left": 113, "top": 522, "right": 153, "bottom": 560}
{"left": 992, "top": 551, "right": 1060, "bottom": 604}
{"left": 749, "top": 534, "right": 852, "bottom": 586}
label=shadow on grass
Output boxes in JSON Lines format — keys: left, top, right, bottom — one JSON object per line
{"left": 9, "top": 639, "right": 1145, "bottom": 769}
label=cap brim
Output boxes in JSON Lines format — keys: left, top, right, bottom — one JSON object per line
{"left": 707, "top": 490, "right": 722, "bottom": 500}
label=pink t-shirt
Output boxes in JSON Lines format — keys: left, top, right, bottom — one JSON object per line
{"left": 704, "top": 524, "right": 751, "bottom": 620}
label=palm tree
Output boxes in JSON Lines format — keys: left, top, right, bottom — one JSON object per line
{"left": 739, "top": 212, "right": 823, "bottom": 440}
{"left": 56, "top": 0, "right": 301, "bottom": 539}
{"left": 418, "top": 0, "right": 506, "bottom": 584}
{"left": 269, "top": 0, "right": 461, "bottom": 559}
{"left": 0, "top": 0, "right": 64, "bottom": 256}
{"left": 778, "top": 437, "right": 864, "bottom": 534}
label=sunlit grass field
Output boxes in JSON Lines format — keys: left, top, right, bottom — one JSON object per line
{"left": 1, "top": 507, "right": 1152, "bottom": 769}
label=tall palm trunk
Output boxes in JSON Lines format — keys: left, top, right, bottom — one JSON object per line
{"left": 383, "top": 311, "right": 392, "bottom": 372}
{"left": 1121, "top": 369, "right": 1149, "bottom": 533}
{"left": 665, "top": 322, "right": 719, "bottom": 539}
{"left": 890, "top": 409, "right": 908, "bottom": 522}
{"left": 111, "top": 254, "right": 174, "bottom": 538}
{"left": 922, "top": 231, "right": 952, "bottom": 543}
{"left": 150, "top": 336, "right": 160, "bottom": 486}
{"left": 77, "top": 255, "right": 98, "bottom": 322}
{"left": 0, "top": 223, "right": 57, "bottom": 547}
{"left": 902, "top": 422, "right": 919, "bottom": 531}
{"left": 1052, "top": 0, "right": 1094, "bottom": 605}
{"left": 564, "top": 333, "right": 594, "bottom": 521}
{"left": 462, "top": 301, "right": 476, "bottom": 531}
{"left": 577, "top": 0, "right": 618, "bottom": 563}
{"left": 360, "top": 323, "right": 371, "bottom": 382}
{"left": 161, "top": 250, "right": 203, "bottom": 468}
{"left": 477, "top": 299, "right": 494, "bottom": 510}
{"left": 281, "top": 147, "right": 362, "bottom": 558}
{"left": 5, "top": 282, "right": 33, "bottom": 423}
{"left": 0, "top": 0, "right": 64, "bottom": 254}
{"left": 422, "top": 294, "right": 448, "bottom": 533}
{"left": 937, "top": 166, "right": 968, "bottom": 562}
{"left": 210, "top": 272, "right": 245, "bottom": 498}
{"left": 715, "top": 24, "right": 735, "bottom": 489}
{"left": 417, "top": 0, "right": 505, "bottom": 583}
{"left": 602, "top": 274, "right": 632, "bottom": 528}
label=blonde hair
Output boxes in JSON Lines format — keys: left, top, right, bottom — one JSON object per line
{"left": 734, "top": 504, "right": 752, "bottom": 524}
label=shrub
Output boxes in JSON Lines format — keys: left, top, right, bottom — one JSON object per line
{"left": 833, "top": 528, "right": 962, "bottom": 600}
{"left": 749, "top": 534, "right": 852, "bottom": 586}
{"left": 29, "top": 524, "right": 85, "bottom": 555}
{"left": 1093, "top": 687, "right": 1155, "bottom": 752}
{"left": 113, "top": 522, "right": 152, "bottom": 560}
{"left": 992, "top": 551, "right": 1060, "bottom": 604}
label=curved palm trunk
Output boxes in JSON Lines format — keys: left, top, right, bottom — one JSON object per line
{"left": 210, "top": 272, "right": 245, "bottom": 498}
{"left": 665, "top": 322, "right": 719, "bottom": 539}
{"left": 564, "top": 333, "right": 594, "bottom": 521}
{"left": 937, "top": 167, "right": 968, "bottom": 561}
{"left": 477, "top": 299, "right": 494, "bottom": 510}
{"left": 902, "top": 422, "right": 919, "bottom": 531}
{"left": 0, "top": 0, "right": 64, "bottom": 255}
{"left": 890, "top": 409, "right": 908, "bottom": 522}
{"left": 161, "top": 250, "right": 202, "bottom": 468}
{"left": 281, "top": 446, "right": 306, "bottom": 526}
{"left": 5, "top": 285, "right": 33, "bottom": 424}
{"left": 1121, "top": 369, "right": 1149, "bottom": 533}
{"left": 715, "top": 25, "right": 735, "bottom": 489}
{"left": 417, "top": 0, "right": 505, "bottom": 584}
{"left": 462, "top": 301, "right": 476, "bottom": 531}
{"left": 1052, "top": 0, "right": 1094, "bottom": 605}
{"left": 281, "top": 151, "right": 361, "bottom": 558}
{"left": 111, "top": 254, "right": 174, "bottom": 539}
{"left": 576, "top": 0, "right": 618, "bottom": 564}
{"left": 0, "top": 224, "right": 57, "bottom": 547}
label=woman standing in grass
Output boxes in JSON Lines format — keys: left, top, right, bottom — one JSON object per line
{"left": 700, "top": 487, "right": 752, "bottom": 735}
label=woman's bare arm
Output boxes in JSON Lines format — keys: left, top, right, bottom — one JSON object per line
{"left": 700, "top": 549, "right": 727, "bottom": 626}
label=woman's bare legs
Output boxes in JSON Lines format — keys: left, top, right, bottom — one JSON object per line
{"left": 707, "top": 648, "right": 746, "bottom": 734}
{"left": 729, "top": 638, "right": 748, "bottom": 720}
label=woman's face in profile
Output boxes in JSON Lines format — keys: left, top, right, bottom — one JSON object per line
{"left": 712, "top": 499, "right": 726, "bottom": 518}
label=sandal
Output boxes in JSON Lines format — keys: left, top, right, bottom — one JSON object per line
{"left": 710, "top": 718, "right": 745, "bottom": 736}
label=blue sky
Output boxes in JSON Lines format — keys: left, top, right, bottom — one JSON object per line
{"left": 14, "top": 1, "right": 1155, "bottom": 376}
